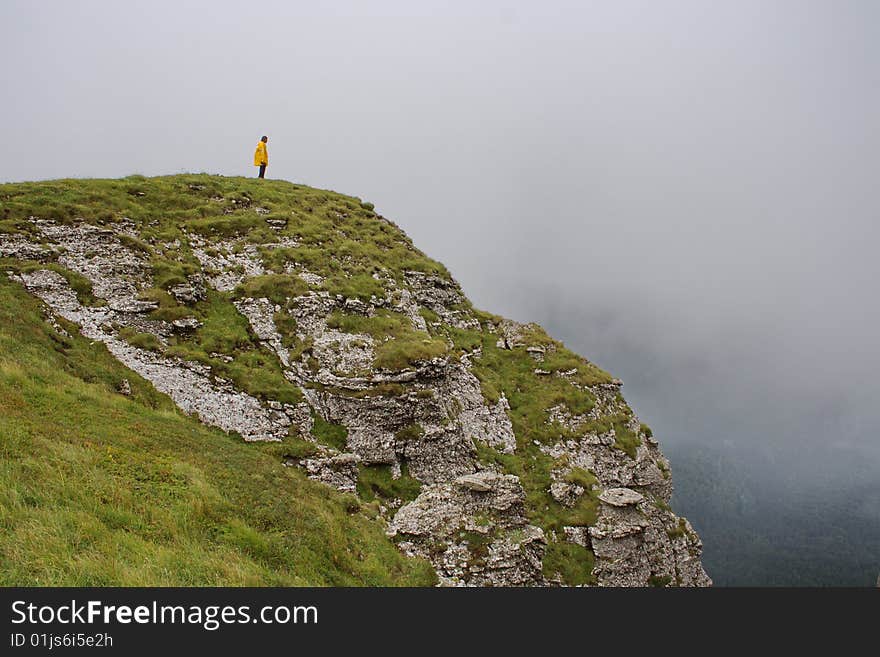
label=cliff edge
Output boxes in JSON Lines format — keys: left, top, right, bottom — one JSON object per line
{"left": 0, "top": 175, "right": 710, "bottom": 586}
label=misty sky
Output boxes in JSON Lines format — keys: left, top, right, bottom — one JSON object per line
{"left": 2, "top": 1, "right": 879, "bottom": 473}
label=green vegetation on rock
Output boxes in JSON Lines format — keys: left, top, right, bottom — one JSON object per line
{"left": 648, "top": 574, "right": 673, "bottom": 587}
{"left": 311, "top": 416, "right": 348, "bottom": 451}
{"left": 465, "top": 332, "right": 609, "bottom": 580}
{"left": 234, "top": 274, "right": 309, "bottom": 304}
{"left": 328, "top": 309, "right": 449, "bottom": 370}
{"left": 542, "top": 541, "right": 596, "bottom": 586}
{"left": 4, "top": 260, "right": 105, "bottom": 308}
{"left": 117, "top": 326, "right": 164, "bottom": 352}
{"left": 162, "top": 291, "right": 304, "bottom": 405}
{"left": 356, "top": 463, "right": 421, "bottom": 504}
{"left": 0, "top": 173, "right": 450, "bottom": 291}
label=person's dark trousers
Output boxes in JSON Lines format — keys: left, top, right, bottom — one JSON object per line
{"left": 258, "top": 164, "right": 266, "bottom": 179}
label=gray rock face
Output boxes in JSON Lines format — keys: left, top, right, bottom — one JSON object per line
{"left": 190, "top": 235, "right": 269, "bottom": 292}
{"left": 36, "top": 220, "right": 157, "bottom": 313}
{"left": 171, "top": 317, "right": 202, "bottom": 332}
{"left": 10, "top": 268, "right": 298, "bottom": 442}
{"left": 0, "top": 218, "right": 710, "bottom": 587}
{"left": 0, "top": 232, "right": 55, "bottom": 260}
{"left": 169, "top": 276, "right": 206, "bottom": 304}
{"left": 390, "top": 474, "right": 546, "bottom": 586}
{"left": 404, "top": 270, "right": 479, "bottom": 330}
{"left": 455, "top": 472, "right": 500, "bottom": 492}
{"left": 298, "top": 449, "right": 361, "bottom": 494}
{"left": 589, "top": 499, "right": 710, "bottom": 587}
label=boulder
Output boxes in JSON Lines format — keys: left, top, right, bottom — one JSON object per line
{"left": 598, "top": 487, "right": 644, "bottom": 507}
{"left": 455, "top": 472, "right": 500, "bottom": 492}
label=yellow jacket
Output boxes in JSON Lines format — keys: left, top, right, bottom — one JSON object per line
{"left": 254, "top": 141, "right": 268, "bottom": 166}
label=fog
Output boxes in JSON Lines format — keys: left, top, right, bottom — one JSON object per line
{"left": 3, "top": 0, "right": 879, "bottom": 483}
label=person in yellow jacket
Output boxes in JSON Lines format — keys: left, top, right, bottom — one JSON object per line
{"left": 254, "top": 136, "right": 268, "bottom": 178}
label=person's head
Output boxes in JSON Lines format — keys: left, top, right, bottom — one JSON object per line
{"left": 261, "top": 136, "right": 268, "bottom": 143}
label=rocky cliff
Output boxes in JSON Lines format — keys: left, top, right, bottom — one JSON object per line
{"left": 0, "top": 175, "right": 710, "bottom": 586}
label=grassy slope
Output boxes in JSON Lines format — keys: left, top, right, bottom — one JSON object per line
{"left": 0, "top": 278, "right": 436, "bottom": 586}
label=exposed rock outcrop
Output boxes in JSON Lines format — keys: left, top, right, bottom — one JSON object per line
{"left": 0, "top": 178, "right": 710, "bottom": 587}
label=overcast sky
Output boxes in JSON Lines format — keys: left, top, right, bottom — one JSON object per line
{"left": 2, "top": 1, "right": 879, "bottom": 473}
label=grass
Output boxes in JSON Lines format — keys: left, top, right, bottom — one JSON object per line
{"left": 418, "top": 307, "right": 440, "bottom": 323}
{"left": 311, "top": 416, "right": 348, "bottom": 451}
{"left": 327, "top": 309, "right": 449, "bottom": 370}
{"left": 470, "top": 333, "right": 603, "bottom": 420}
{"left": 458, "top": 530, "right": 494, "bottom": 568}
{"left": 117, "top": 233, "right": 152, "bottom": 254}
{"left": 0, "top": 173, "right": 450, "bottom": 293}
{"left": 234, "top": 274, "right": 310, "bottom": 304}
{"left": 326, "top": 309, "right": 407, "bottom": 338}
{"left": 188, "top": 214, "right": 265, "bottom": 239}
{"left": 259, "top": 435, "right": 320, "bottom": 461}
{"left": 445, "top": 326, "right": 483, "bottom": 355}
{"left": 542, "top": 541, "right": 596, "bottom": 586}
{"left": 138, "top": 287, "right": 192, "bottom": 321}
{"left": 648, "top": 574, "right": 673, "bottom": 587}
{"left": 322, "top": 273, "right": 386, "bottom": 302}
{"left": 467, "top": 333, "right": 610, "bottom": 580}
{"left": 273, "top": 310, "right": 298, "bottom": 348}
{"left": 0, "top": 277, "right": 435, "bottom": 586}
{"left": 395, "top": 423, "right": 425, "bottom": 442}
{"left": 612, "top": 422, "right": 641, "bottom": 459}
{"left": 521, "top": 324, "right": 611, "bottom": 387}
{"left": 564, "top": 467, "right": 598, "bottom": 490}
{"left": 374, "top": 334, "right": 448, "bottom": 370}
{"left": 657, "top": 458, "right": 670, "bottom": 480}
{"left": 666, "top": 518, "right": 688, "bottom": 540}
{"left": 356, "top": 463, "right": 422, "bottom": 504}
{"left": 118, "top": 326, "right": 164, "bottom": 352}
{"left": 475, "top": 441, "right": 599, "bottom": 536}
{"left": 559, "top": 412, "right": 642, "bottom": 460}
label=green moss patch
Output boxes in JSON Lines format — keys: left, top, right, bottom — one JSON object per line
{"left": 356, "top": 463, "right": 421, "bottom": 503}
{"left": 117, "top": 327, "right": 164, "bottom": 352}
{"left": 328, "top": 309, "right": 449, "bottom": 371}
{"left": 234, "top": 274, "right": 310, "bottom": 304}
{"left": 312, "top": 416, "right": 349, "bottom": 451}
{"left": 542, "top": 541, "right": 596, "bottom": 586}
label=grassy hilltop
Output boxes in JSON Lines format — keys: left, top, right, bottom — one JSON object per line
{"left": 0, "top": 174, "right": 449, "bottom": 585}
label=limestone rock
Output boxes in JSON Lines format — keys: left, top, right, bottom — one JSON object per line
{"left": 599, "top": 487, "right": 644, "bottom": 507}
{"left": 550, "top": 481, "right": 585, "bottom": 507}
{"left": 389, "top": 475, "right": 547, "bottom": 586}
{"left": 300, "top": 450, "right": 360, "bottom": 494}
{"left": 171, "top": 317, "right": 202, "bottom": 332}
{"left": 455, "top": 472, "right": 500, "bottom": 492}
{"left": 169, "top": 276, "right": 206, "bottom": 304}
